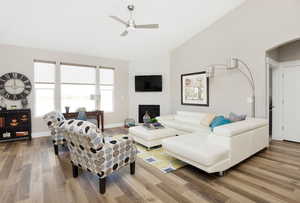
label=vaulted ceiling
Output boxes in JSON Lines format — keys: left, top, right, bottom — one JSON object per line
{"left": 0, "top": 0, "right": 245, "bottom": 60}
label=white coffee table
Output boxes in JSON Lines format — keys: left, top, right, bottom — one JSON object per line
{"left": 129, "top": 126, "right": 185, "bottom": 150}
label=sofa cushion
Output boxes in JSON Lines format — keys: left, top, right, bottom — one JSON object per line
{"left": 174, "top": 115, "right": 200, "bottom": 125}
{"left": 210, "top": 116, "right": 232, "bottom": 129}
{"left": 129, "top": 126, "right": 180, "bottom": 141}
{"left": 213, "top": 118, "right": 268, "bottom": 137}
{"left": 159, "top": 119, "right": 211, "bottom": 134}
{"left": 162, "top": 134, "right": 229, "bottom": 167}
{"left": 175, "top": 111, "right": 207, "bottom": 125}
{"left": 228, "top": 112, "right": 246, "bottom": 122}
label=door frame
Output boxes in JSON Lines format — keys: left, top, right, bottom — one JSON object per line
{"left": 280, "top": 60, "right": 300, "bottom": 67}
{"left": 269, "top": 60, "right": 300, "bottom": 140}
{"left": 266, "top": 57, "right": 280, "bottom": 119}
{"left": 265, "top": 57, "right": 280, "bottom": 139}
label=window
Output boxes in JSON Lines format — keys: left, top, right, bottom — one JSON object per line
{"left": 99, "top": 68, "right": 114, "bottom": 112}
{"left": 34, "top": 61, "right": 56, "bottom": 117}
{"left": 61, "top": 64, "right": 96, "bottom": 112}
{"left": 33, "top": 61, "right": 115, "bottom": 116}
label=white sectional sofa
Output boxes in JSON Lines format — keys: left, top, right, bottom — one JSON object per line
{"left": 158, "top": 111, "right": 269, "bottom": 175}
{"left": 158, "top": 111, "right": 212, "bottom": 134}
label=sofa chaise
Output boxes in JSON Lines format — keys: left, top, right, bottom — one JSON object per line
{"left": 158, "top": 111, "right": 269, "bottom": 175}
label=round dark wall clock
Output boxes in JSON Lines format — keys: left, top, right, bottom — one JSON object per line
{"left": 0, "top": 72, "right": 32, "bottom": 100}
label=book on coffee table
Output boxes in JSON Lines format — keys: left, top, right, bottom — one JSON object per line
{"left": 143, "top": 122, "right": 165, "bottom": 130}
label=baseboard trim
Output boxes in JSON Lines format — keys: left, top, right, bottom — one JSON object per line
{"left": 104, "top": 123, "right": 123, "bottom": 129}
{"left": 32, "top": 131, "right": 50, "bottom": 138}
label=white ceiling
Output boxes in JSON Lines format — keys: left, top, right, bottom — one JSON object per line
{"left": 0, "top": 0, "right": 245, "bottom": 61}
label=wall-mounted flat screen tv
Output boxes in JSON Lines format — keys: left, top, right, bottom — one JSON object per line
{"left": 135, "top": 75, "right": 162, "bottom": 92}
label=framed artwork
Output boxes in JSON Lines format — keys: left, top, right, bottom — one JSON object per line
{"left": 181, "top": 71, "right": 209, "bottom": 106}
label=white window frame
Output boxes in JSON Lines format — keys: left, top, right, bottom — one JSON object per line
{"left": 60, "top": 63, "right": 97, "bottom": 112}
{"left": 33, "top": 60, "right": 115, "bottom": 117}
{"left": 99, "top": 67, "right": 115, "bottom": 113}
{"left": 33, "top": 60, "right": 57, "bottom": 117}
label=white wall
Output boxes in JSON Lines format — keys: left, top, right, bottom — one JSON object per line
{"left": 128, "top": 54, "right": 171, "bottom": 122}
{"left": 170, "top": 0, "right": 300, "bottom": 118}
{"left": 0, "top": 44, "right": 129, "bottom": 133}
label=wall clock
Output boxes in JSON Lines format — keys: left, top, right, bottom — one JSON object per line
{"left": 0, "top": 72, "right": 32, "bottom": 100}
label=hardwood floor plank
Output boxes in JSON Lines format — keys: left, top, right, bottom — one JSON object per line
{"left": 133, "top": 167, "right": 180, "bottom": 203}
{"left": 271, "top": 140, "right": 300, "bottom": 149}
{"left": 209, "top": 183, "right": 256, "bottom": 203}
{"left": 110, "top": 173, "right": 145, "bottom": 203}
{"left": 0, "top": 155, "right": 16, "bottom": 180}
{"left": 137, "top": 159, "right": 187, "bottom": 194}
{"left": 29, "top": 149, "right": 43, "bottom": 203}
{"left": 115, "top": 195, "right": 139, "bottom": 203}
{"left": 122, "top": 172, "right": 163, "bottom": 203}
{"left": 77, "top": 173, "right": 110, "bottom": 203}
{"left": 182, "top": 190, "right": 212, "bottom": 203}
{"left": 236, "top": 165, "right": 296, "bottom": 191}
{"left": 135, "top": 164, "right": 162, "bottom": 185}
{"left": 1, "top": 130, "right": 300, "bottom": 203}
{"left": 156, "top": 182, "right": 192, "bottom": 203}
{"left": 228, "top": 171, "right": 298, "bottom": 202}
{"left": 175, "top": 170, "right": 229, "bottom": 203}
{"left": 249, "top": 158, "right": 300, "bottom": 181}
{"left": 216, "top": 178, "right": 271, "bottom": 203}
{"left": 220, "top": 171, "right": 287, "bottom": 203}
{"left": 2, "top": 142, "right": 12, "bottom": 152}
{"left": 270, "top": 145, "right": 300, "bottom": 157}
{"left": 1, "top": 183, "right": 17, "bottom": 203}
{"left": 16, "top": 164, "right": 32, "bottom": 201}
{"left": 260, "top": 150, "right": 300, "bottom": 167}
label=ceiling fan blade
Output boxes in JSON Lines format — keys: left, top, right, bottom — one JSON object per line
{"left": 120, "top": 30, "right": 128, "bottom": 37}
{"left": 109, "top": 16, "right": 128, "bottom": 26}
{"left": 135, "top": 24, "right": 159, "bottom": 29}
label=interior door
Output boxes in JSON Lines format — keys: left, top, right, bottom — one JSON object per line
{"left": 283, "top": 66, "right": 300, "bottom": 142}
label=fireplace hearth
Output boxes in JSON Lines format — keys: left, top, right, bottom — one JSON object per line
{"left": 138, "top": 105, "right": 160, "bottom": 123}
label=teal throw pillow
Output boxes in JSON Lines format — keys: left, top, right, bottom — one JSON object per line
{"left": 210, "top": 116, "right": 232, "bottom": 129}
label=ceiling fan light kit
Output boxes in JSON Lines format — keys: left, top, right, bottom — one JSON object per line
{"left": 109, "top": 4, "right": 159, "bottom": 36}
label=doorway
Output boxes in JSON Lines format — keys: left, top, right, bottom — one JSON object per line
{"left": 266, "top": 39, "right": 300, "bottom": 142}
{"left": 267, "top": 59, "right": 300, "bottom": 142}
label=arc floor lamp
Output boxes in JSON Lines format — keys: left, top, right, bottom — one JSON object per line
{"left": 206, "top": 57, "right": 256, "bottom": 118}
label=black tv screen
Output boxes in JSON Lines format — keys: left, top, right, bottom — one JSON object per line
{"left": 135, "top": 75, "right": 162, "bottom": 92}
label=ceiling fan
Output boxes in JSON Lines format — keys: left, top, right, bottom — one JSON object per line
{"left": 110, "top": 4, "right": 159, "bottom": 37}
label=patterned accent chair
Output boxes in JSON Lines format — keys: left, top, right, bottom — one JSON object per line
{"left": 59, "top": 119, "right": 137, "bottom": 194}
{"left": 43, "top": 111, "right": 66, "bottom": 155}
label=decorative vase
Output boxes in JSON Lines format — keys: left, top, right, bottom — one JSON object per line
{"left": 143, "top": 111, "right": 151, "bottom": 124}
{"left": 65, "top": 106, "right": 70, "bottom": 113}
{"left": 77, "top": 111, "right": 87, "bottom": 121}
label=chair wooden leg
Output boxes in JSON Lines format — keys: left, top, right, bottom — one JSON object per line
{"left": 99, "top": 178, "right": 106, "bottom": 194}
{"left": 130, "top": 162, "right": 135, "bottom": 175}
{"left": 54, "top": 145, "right": 59, "bottom": 155}
{"left": 72, "top": 164, "right": 78, "bottom": 178}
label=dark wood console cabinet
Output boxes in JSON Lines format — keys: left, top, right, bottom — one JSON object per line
{"left": 0, "top": 109, "right": 32, "bottom": 142}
